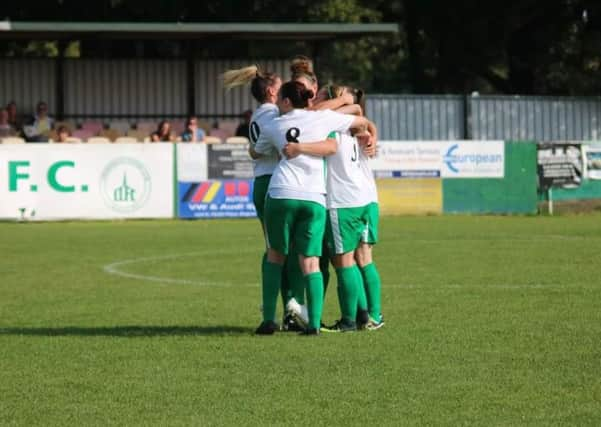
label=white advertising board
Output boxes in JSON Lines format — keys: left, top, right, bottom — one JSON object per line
{"left": 0, "top": 144, "right": 174, "bottom": 220}
{"left": 371, "top": 141, "right": 504, "bottom": 178}
{"left": 177, "top": 143, "right": 208, "bottom": 182}
{"left": 584, "top": 144, "right": 601, "bottom": 180}
{"left": 370, "top": 141, "right": 442, "bottom": 178}
{"left": 440, "top": 141, "right": 504, "bottom": 178}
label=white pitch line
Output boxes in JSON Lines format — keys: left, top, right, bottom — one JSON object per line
{"left": 102, "top": 253, "right": 575, "bottom": 290}
{"left": 381, "top": 235, "right": 592, "bottom": 244}
{"left": 102, "top": 252, "right": 258, "bottom": 287}
{"left": 385, "top": 283, "right": 573, "bottom": 289}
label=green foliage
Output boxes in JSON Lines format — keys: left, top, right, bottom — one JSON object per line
{"left": 1, "top": 0, "right": 601, "bottom": 94}
{"left": 305, "top": 0, "right": 403, "bottom": 92}
{"left": 307, "top": 0, "right": 380, "bottom": 23}
{"left": 1, "top": 216, "right": 601, "bottom": 425}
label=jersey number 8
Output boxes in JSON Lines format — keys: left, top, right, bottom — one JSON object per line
{"left": 286, "top": 127, "right": 300, "bottom": 143}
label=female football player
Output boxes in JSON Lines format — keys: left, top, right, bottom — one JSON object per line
{"left": 282, "top": 56, "right": 359, "bottom": 316}
{"left": 222, "top": 65, "right": 281, "bottom": 224}
{"left": 222, "top": 65, "right": 296, "bottom": 327}
{"left": 253, "top": 80, "right": 373, "bottom": 335}
{"left": 290, "top": 55, "right": 355, "bottom": 112}
{"left": 283, "top": 84, "right": 383, "bottom": 331}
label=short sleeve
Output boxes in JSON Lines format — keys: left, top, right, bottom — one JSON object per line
{"left": 254, "top": 125, "right": 276, "bottom": 155}
{"left": 320, "top": 110, "right": 355, "bottom": 135}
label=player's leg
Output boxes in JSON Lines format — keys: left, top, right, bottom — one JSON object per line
{"left": 253, "top": 175, "right": 292, "bottom": 319}
{"left": 253, "top": 175, "right": 276, "bottom": 329}
{"left": 286, "top": 244, "right": 305, "bottom": 304}
{"left": 295, "top": 201, "right": 327, "bottom": 334}
{"left": 329, "top": 252, "right": 359, "bottom": 331}
{"left": 285, "top": 242, "right": 325, "bottom": 331}
{"left": 324, "top": 207, "right": 365, "bottom": 331}
{"left": 320, "top": 241, "right": 330, "bottom": 297}
{"left": 298, "top": 254, "right": 322, "bottom": 333}
{"left": 355, "top": 265, "right": 369, "bottom": 327}
{"left": 256, "top": 195, "right": 292, "bottom": 334}
{"left": 282, "top": 244, "right": 307, "bottom": 331}
{"left": 355, "top": 203, "right": 383, "bottom": 329}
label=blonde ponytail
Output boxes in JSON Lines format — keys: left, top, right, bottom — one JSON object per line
{"left": 222, "top": 65, "right": 280, "bottom": 103}
{"left": 222, "top": 65, "right": 260, "bottom": 90}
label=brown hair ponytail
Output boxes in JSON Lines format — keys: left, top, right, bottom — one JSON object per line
{"left": 290, "top": 55, "right": 317, "bottom": 85}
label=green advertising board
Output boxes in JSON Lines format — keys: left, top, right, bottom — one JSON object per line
{"left": 443, "top": 142, "right": 538, "bottom": 214}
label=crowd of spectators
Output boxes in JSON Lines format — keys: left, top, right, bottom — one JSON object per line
{"left": 0, "top": 100, "right": 250, "bottom": 144}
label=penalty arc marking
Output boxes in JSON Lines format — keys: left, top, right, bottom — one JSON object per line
{"left": 102, "top": 252, "right": 258, "bottom": 287}
{"left": 101, "top": 253, "right": 571, "bottom": 290}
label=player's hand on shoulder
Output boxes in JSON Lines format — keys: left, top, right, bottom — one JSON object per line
{"left": 283, "top": 143, "right": 301, "bottom": 159}
{"left": 356, "top": 131, "right": 377, "bottom": 157}
{"left": 342, "top": 92, "right": 354, "bottom": 106}
{"left": 363, "top": 143, "right": 377, "bottom": 157}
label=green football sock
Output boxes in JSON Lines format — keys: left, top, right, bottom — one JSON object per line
{"left": 263, "top": 253, "right": 290, "bottom": 311}
{"left": 320, "top": 254, "right": 330, "bottom": 298}
{"left": 280, "top": 257, "right": 292, "bottom": 309}
{"left": 262, "top": 261, "right": 283, "bottom": 322}
{"left": 360, "top": 263, "right": 382, "bottom": 321}
{"left": 305, "top": 272, "right": 324, "bottom": 329}
{"left": 335, "top": 266, "right": 359, "bottom": 322}
{"left": 355, "top": 266, "right": 368, "bottom": 312}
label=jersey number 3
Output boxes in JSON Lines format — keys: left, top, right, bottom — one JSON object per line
{"left": 351, "top": 142, "right": 358, "bottom": 162}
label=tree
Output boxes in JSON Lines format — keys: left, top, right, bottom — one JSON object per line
{"left": 1, "top": 0, "right": 600, "bottom": 94}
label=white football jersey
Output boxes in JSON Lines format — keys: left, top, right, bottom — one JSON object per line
{"left": 255, "top": 109, "right": 356, "bottom": 206}
{"left": 249, "top": 103, "right": 280, "bottom": 177}
{"left": 327, "top": 132, "right": 377, "bottom": 208}
{"left": 359, "top": 150, "right": 378, "bottom": 203}
{"left": 358, "top": 142, "right": 378, "bottom": 204}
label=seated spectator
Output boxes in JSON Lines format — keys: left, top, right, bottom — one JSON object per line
{"left": 6, "top": 101, "right": 23, "bottom": 133}
{"left": 55, "top": 126, "right": 70, "bottom": 143}
{"left": 0, "top": 108, "right": 17, "bottom": 138}
{"left": 150, "top": 120, "right": 175, "bottom": 142}
{"left": 32, "top": 101, "right": 54, "bottom": 135}
{"left": 235, "top": 109, "right": 253, "bottom": 139}
{"left": 26, "top": 101, "right": 54, "bottom": 142}
{"left": 208, "top": 121, "right": 229, "bottom": 140}
{"left": 180, "top": 116, "right": 206, "bottom": 142}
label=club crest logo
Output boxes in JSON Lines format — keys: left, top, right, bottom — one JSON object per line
{"left": 100, "top": 157, "right": 151, "bottom": 213}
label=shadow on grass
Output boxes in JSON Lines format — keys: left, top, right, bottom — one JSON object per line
{"left": 0, "top": 325, "right": 254, "bottom": 337}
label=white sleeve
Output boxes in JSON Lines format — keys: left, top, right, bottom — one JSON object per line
{"left": 254, "top": 126, "right": 276, "bottom": 155}
{"left": 322, "top": 110, "right": 356, "bottom": 134}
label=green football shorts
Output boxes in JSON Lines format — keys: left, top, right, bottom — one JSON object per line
{"left": 252, "top": 174, "right": 271, "bottom": 223}
{"left": 325, "top": 202, "right": 379, "bottom": 255}
{"left": 264, "top": 195, "right": 326, "bottom": 257}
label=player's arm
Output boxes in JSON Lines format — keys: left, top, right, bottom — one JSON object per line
{"left": 365, "top": 120, "right": 378, "bottom": 149}
{"left": 352, "top": 119, "right": 378, "bottom": 158}
{"left": 251, "top": 126, "right": 275, "bottom": 159}
{"left": 350, "top": 117, "right": 377, "bottom": 148}
{"left": 283, "top": 137, "right": 337, "bottom": 159}
{"left": 309, "top": 92, "right": 354, "bottom": 111}
{"left": 335, "top": 103, "right": 363, "bottom": 116}
{"left": 248, "top": 145, "right": 263, "bottom": 159}
{"left": 356, "top": 131, "right": 376, "bottom": 157}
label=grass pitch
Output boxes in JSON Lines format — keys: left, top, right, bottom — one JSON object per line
{"left": 1, "top": 216, "right": 600, "bottom": 425}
